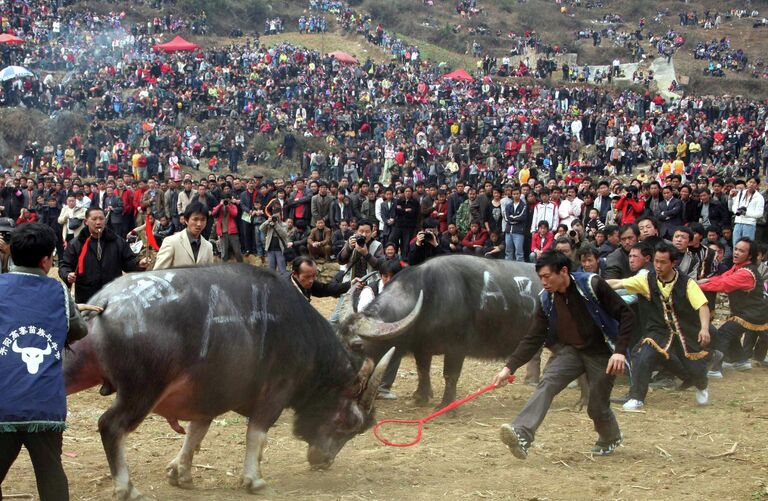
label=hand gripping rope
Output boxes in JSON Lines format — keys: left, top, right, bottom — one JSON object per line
{"left": 373, "top": 375, "right": 516, "bottom": 447}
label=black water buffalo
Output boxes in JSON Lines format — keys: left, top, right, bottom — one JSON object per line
{"left": 338, "top": 255, "right": 542, "bottom": 407}
{"left": 64, "top": 264, "right": 394, "bottom": 500}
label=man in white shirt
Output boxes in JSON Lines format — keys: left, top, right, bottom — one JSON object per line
{"left": 530, "top": 187, "right": 559, "bottom": 233}
{"left": 730, "top": 176, "right": 765, "bottom": 245}
{"left": 558, "top": 186, "right": 583, "bottom": 229}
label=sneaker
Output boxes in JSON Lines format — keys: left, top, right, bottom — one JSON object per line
{"left": 500, "top": 424, "right": 530, "bottom": 459}
{"left": 610, "top": 393, "right": 631, "bottom": 404}
{"left": 733, "top": 360, "right": 752, "bottom": 371}
{"left": 707, "top": 370, "right": 723, "bottom": 379}
{"left": 622, "top": 399, "right": 644, "bottom": 411}
{"left": 695, "top": 388, "right": 709, "bottom": 406}
{"left": 592, "top": 433, "right": 624, "bottom": 455}
{"left": 376, "top": 389, "right": 397, "bottom": 400}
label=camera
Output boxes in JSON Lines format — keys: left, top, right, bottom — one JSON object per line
{"left": 223, "top": 199, "right": 230, "bottom": 205}
{"left": 737, "top": 207, "right": 747, "bottom": 216}
{"left": 569, "top": 230, "right": 578, "bottom": 238}
{"left": 0, "top": 231, "right": 10, "bottom": 242}
{"left": 271, "top": 214, "right": 279, "bottom": 222}
{"left": 355, "top": 235, "right": 366, "bottom": 246}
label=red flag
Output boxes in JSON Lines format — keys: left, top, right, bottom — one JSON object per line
{"left": 145, "top": 213, "right": 159, "bottom": 251}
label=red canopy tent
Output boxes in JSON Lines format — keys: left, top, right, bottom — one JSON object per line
{"left": 442, "top": 68, "right": 475, "bottom": 82}
{"left": 328, "top": 51, "right": 359, "bottom": 65}
{"left": 0, "top": 34, "right": 24, "bottom": 44}
{"left": 153, "top": 36, "right": 199, "bottom": 52}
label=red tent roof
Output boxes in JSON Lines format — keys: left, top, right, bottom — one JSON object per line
{"left": 153, "top": 36, "right": 199, "bottom": 52}
{"left": 0, "top": 34, "right": 24, "bottom": 44}
{"left": 328, "top": 51, "right": 359, "bottom": 65}
{"left": 442, "top": 68, "right": 474, "bottom": 82}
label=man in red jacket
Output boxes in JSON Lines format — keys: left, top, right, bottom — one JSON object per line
{"left": 461, "top": 220, "right": 488, "bottom": 255}
{"left": 529, "top": 220, "right": 554, "bottom": 262}
{"left": 615, "top": 186, "right": 645, "bottom": 224}
{"left": 212, "top": 195, "right": 243, "bottom": 263}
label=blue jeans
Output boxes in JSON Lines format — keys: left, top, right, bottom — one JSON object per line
{"left": 505, "top": 233, "right": 525, "bottom": 261}
{"left": 733, "top": 222, "right": 756, "bottom": 247}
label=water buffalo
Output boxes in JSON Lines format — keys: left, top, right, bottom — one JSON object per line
{"left": 338, "top": 255, "right": 542, "bottom": 407}
{"left": 64, "top": 264, "right": 394, "bottom": 500}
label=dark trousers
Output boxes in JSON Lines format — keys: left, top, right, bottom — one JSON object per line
{"left": 380, "top": 349, "right": 403, "bottom": 391}
{"left": 389, "top": 227, "right": 415, "bottom": 259}
{"left": 0, "top": 431, "right": 68, "bottom": 501}
{"left": 513, "top": 345, "right": 620, "bottom": 443}
{"left": 743, "top": 331, "right": 768, "bottom": 361}
{"left": 628, "top": 341, "right": 708, "bottom": 402}
{"left": 712, "top": 320, "right": 749, "bottom": 366}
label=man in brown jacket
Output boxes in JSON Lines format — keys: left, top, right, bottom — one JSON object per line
{"left": 307, "top": 218, "right": 332, "bottom": 261}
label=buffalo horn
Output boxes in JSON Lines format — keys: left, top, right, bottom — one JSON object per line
{"left": 77, "top": 304, "right": 104, "bottom": 313}
{"left": 357, "top": 291, "right": 423, "bottom": 341}
{"left": 360, "top": 347, "right": 396, "bottom": 412}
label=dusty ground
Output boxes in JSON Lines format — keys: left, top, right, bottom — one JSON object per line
{"left": 3, "top": 294, "right": 768, "bottom": 501}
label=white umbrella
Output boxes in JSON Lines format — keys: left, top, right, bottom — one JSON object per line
{"left": 0, "top": 65, "right": 33, "bottom": 81}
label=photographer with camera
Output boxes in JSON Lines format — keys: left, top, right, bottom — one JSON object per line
{"left": 615, "top": 185, "right": 645, "bottom": 224}
{"left": 212, "top": 195, "right": 243, "bottom": 263}
{"left": 729, "top": 176, "right": 764, "bottom": 246}
{"left": 259, "top": 212, "right": 290, "bottom": 273}
{"left": 338, "top": 218, "right": 384, "bottom": 283}
{"left": 408, "top": 218, "right": 445, "bottom": 266}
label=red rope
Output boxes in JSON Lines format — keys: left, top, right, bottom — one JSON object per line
{"left": 373, "top": 375, "right": 515, "bottom": 447}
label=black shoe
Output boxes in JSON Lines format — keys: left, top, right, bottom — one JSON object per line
{"left": 708, "top": 349, "right": 724, "bottom": 372}
{"left": 648, "top": 377, "right": 676, "bottom": 389}
{"left": 500, "top": 424, "right": 530, "bottom": 459}
{"left": 592, "top": 433, "right": 623, "bottom": 456}
{"left": 677, "top": 379, "right": 694, "bottom": 391}
{"left": 610, "top": 393, "right": 630, "bottom": 404}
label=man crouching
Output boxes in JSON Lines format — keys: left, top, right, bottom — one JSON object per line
{"left": 491, "top": 250, "right": 633, "bottom": 458}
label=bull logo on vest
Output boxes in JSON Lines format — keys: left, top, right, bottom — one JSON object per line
{"left": 0, "top": 325, "right": 61, "bottom": 375}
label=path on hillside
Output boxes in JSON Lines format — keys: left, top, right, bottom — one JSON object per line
{"left": 650, "top": 56, "right": 680, "bottom": 100}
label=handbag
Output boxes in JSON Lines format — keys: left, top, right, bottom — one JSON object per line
{"left": 241, "top": 211, "right": 252, "bottom": 223}
{"left": 68, "top": 217, "right": 83, "bottom": 230}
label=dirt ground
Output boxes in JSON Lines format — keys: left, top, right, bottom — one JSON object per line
{"left": 3, "top": 295, "right": 768, "bottom": 501}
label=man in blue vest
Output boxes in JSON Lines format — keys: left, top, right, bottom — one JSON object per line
{"left": 492, "top": 250, "right": 634, "bottom": 458}
{"left": 0, "top": 223, "right": 88, "bottom": 500}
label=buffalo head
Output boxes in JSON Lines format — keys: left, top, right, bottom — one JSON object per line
{"left": 294, "top": 347, "right": 396, "bottom": 469}
{"left": 337, "top": 291, "right": 424, "bottom": 350}
{"left": 13, "top": 340, "right": 52, "bottom": 375}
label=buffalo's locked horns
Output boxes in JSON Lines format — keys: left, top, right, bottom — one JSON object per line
{"left": 360, "top": 347, "right": 396, "bottom": 413}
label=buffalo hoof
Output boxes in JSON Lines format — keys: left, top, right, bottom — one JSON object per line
{"left": 166, "top": 461, "right": 193, "bottom": 489}
{"left": 115, "top": 481, "right": 145, "bottom": 501}
{"left": 241, "top": 477, "right": 270, "bottom": 495}
{"left": 412, "top": 390, "right": 433, "bottom": 406}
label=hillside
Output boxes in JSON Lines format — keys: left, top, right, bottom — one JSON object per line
{"left": 72, "top": 0, "right": 768, "bottom": 98}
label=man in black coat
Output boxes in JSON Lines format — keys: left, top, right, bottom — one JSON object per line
{"left": 447, "top": 180, "right": 468, "bottom": 226}
{"left": 657, "top": 186, "right": 683, "bottom": 239}
{"left": 693, "top": 188, "right": 729, "bottom": 230}
{"left": 59, "top": 207, "right": 147, "bottom": 303}
{"left": 389, "top": 186, "right": 420, "bottom": 259}
{"left": 288, "top": 256, "right": 351, "bottom": 302}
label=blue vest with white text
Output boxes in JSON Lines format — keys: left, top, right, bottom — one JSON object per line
{"left": 0, "top": 272, "right": 70, "bottom": 432}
